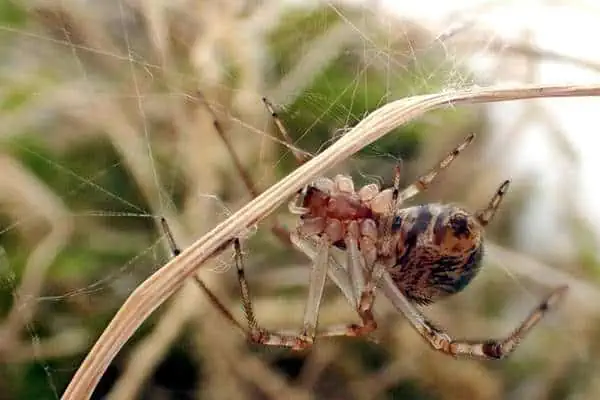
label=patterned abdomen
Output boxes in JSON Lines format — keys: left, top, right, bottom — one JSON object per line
{"left": 389, "top": 204, "right": 484, "bottom": 305}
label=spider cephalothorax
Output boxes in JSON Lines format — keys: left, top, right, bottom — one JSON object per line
{"left": 173, "top": 97, "right": 567, "bottom": 360}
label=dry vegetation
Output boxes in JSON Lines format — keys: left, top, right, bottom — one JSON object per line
{"left": 1, "top": 1, "right": 600, "bottom": 399}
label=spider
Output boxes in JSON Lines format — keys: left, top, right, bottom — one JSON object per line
{"left": 162, "top": 96, "right": 567, "bottom": 360}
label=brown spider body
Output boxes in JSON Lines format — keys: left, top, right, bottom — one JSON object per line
{"left": 296, "top": 175, "right": 484, "bottom": 306}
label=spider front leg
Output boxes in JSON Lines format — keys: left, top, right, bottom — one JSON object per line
{"left": 290, "top": 230, "right": 386, "bottom": 340}
{"left": 232, "top": 237, "right": 319, "bottom": 350}
{"left": 395, "top": 133, "right": 475, "bottom": 206}
{"left": 475, "top": 179, "right": 510, "bottom": 226}
{"left": 160, "top": 218, "right": 247, "bottom": 334}
{"left": 223, "top": 234, "right": 340, "bottom": 350}
{"left": 381, "top": 273, "right": 567, "bottom": 359}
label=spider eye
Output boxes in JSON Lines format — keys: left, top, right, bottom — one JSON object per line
{"left": 392, "top": 215, "right": 402, "bottom": 230}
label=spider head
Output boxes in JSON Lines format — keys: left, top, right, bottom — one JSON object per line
{"left": 290, "top": 185, "right": 328, "bottom": 218}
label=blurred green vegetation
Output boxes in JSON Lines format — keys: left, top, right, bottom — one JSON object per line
{"left": 0, "top": 2, "right": 591, "bottom": 400}
{"left": 0, "top": 0, "right": 26, "bottom": 28}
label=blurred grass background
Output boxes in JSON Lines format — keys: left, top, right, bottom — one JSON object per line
{"left": 0, "top": 1, "right": 599, "bottom": 399}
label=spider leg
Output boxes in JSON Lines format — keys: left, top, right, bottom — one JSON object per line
{"left": 380, "top": 272, "right": 567, "bottom": 359}
{"left": 159, "top": 218, "right": 246, "bottom": 335}
{"left": 475, "top": 180, "right": 510, "bottom": 226}
{"left": 235, "top": 234, "right": 333, "bottom": 350}
{"left": 291, "top": 227, "right": 387, "bottom": 339}
{"left": 291, "top": 227, "right": 368, "bottom": 311}
{"left": 162, "top": 217, "right": 332, "bottom": 350}
{"left": 395, "top": 133, "right": 475, "bottom": 206}
{"left": 196, "top": 92, "right": 261, "bottom": 199}
{"left": 262, "top": 97, "right": 311, "bottom": 164}
{"left": 299, "top": 235, "right": 331, "bottom": 340}
{"left": 290, "top": 233, "right": 354, "bottom": 305}
{"left": 228, "top": 237, "right": 305, "bottom": 348}
{"left": 310, "top": 261, "right": 387, "bottom": 339}
{"left": 198, "top": 93, "right": 308, "bottom": 245}
{"left": 344, "top": 223, "right": 366, "bottom": 308}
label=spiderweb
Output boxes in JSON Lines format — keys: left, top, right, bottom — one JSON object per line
{"left": 0, "top": 0, "right": 599, "bottom": 399}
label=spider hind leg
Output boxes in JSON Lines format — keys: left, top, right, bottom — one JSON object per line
{"left": 380, "top": 268, "right": 568, "bottom": 359}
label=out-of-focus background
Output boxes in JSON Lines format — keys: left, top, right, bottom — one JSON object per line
{"left": 1, "top": 0, "right": 600, "bottom": 399}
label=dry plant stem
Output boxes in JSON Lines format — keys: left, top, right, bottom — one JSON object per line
{"left": 62, "top": 83, "right": 600, "bottom": 399}
{"left": 226, "top": 350, "right": 311, "bottom": 400}
{"left": 191, "top": 298, "right": 250, "bottom": 400}
{"left": 0, "top": 156, "right": 72, "bottom": 352}
{"left": 105, "top": 282, "right": 203, "bottom": 400}
{"left": 3, "top": 328, "right": 90, "bottom": 363}
{"left": 298, "top": 344, "right": 341, "bottom": 390}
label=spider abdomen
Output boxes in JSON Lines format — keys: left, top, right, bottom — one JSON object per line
{"left": 389, "top": 204, "right": 484, "bottom": 305}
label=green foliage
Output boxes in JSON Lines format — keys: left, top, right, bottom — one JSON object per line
{"left": 350, "top": 339, "right": 390, "bottom": 371}
{"left": 12, "top": 362, "right": 61, "bottom": 400}
{"left": 269, "top": 6, "right": 348, "bottom": 75}
{"left": 570, "top": 216, "right": 600, "bottom": 281}
{"left": 8, "top": 135, "right": 153, "bottom": 227}
{"left": 387, "top": 380, "right": 439, "bottom": 400}
{"left": 548, "top": 359, "right": 590, "bottom": 400}
{"left": 268, "top": 7, "right": 471, "bottom": 182}
{"left": 272, "top": 51, "right": 426, "bottom": 176}
{"left": 0, "top": 0, "right": 26, "bottom": 28}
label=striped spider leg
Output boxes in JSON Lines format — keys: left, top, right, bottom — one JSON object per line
{"left": 379, "top": 268, "right": 567, "bottom": 359}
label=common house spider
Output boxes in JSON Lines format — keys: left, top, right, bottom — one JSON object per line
{"left": 162, "top": 96, "right": 567, "bottom": 360}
